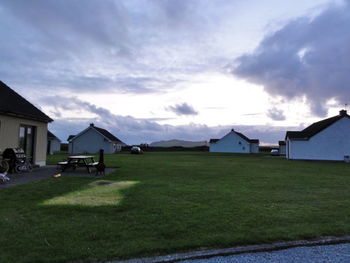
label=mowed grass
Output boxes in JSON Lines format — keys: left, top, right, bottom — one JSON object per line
{"left": 42, "top": 180, "right": 138, "bottom": 207}
{"left": 1, "top": 152, "right": 350, "bottom": 262}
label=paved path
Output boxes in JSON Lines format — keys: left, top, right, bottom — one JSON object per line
{"left": 179, "top": 243, "right": 350, "bottom": 263}
{"left": 0, "top": 165, "right": 117, "bottom": 189}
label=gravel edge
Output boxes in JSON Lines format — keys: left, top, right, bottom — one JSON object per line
{"left": 108, "top": 235, "right": 350, "bottom": 263}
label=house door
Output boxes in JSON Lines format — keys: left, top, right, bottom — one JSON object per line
{"left": 19, "top": 125, "right": 36, "bottom": 163}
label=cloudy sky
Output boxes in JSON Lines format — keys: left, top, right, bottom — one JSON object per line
{"left": 0, "top": 0, "right": 348, "bottom": 144}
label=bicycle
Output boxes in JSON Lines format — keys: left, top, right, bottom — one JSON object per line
{"left": 15, "top": 158, "right": 32, "bottom": 173}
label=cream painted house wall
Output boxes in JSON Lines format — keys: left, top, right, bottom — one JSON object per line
{"left": 0, "top": 114, "right": 48, "bottom": 166}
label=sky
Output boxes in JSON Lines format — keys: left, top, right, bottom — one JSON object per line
{"left": 0, "top": 0, "right": 349, "bottom": 145}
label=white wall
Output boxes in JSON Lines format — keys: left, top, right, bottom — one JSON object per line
{"left": 48, "top": 138, "right": 60, "bottom": 154}
{"left": 250, "top": 142, "right": 259, "bottom": 153}
{"left": 288, "top": 117, "right": 350, "bottom": 161}
{"left": 279, "top": 145, "right": 286, "bottom": 155}
{"left": 68, "top": 142, "right": 72, "bottom": 154}
{"left": 114, "top": 143, "right": 124, "bottom": 152}
{"left": 210, "top": 131, "right": 250, "bottom": 153}
{"left": 70, "top": 128, "right": 114, "bottom": 154}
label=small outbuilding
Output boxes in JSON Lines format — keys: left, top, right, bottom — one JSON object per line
{"left": 285, "top": 110, "right": 350, "bottom": 161}
{"left": 278, "top": 141, "right": 286, "bottom": 155}
{"left": 209, "top": 129, "right": 259, "bottom": 153}
{"left": 47, "top": 131, "right": 61, "bottom": 155}
{"left": 68, "top": 123, "right": 126, "bottom": 154}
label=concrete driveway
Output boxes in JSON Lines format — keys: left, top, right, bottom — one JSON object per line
{"left": 0, "top": 165, "right": 117, "bottom": 189}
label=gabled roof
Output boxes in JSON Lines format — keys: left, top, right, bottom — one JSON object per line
{"left": 48, "top": 131, "right": 61, "bottom": 141}
{"left": 286, "top": 110, "right": 349, "bottom": 140}
{"left": 67, "top": 135, "right": 75, "bottom": 141}
{"left": 0, "top": 81, "right": 53, "bottom": 123}
{"left": 93, "top": 126, "right": 123, "bottom": 143}
{"left": 210, "top": 129, "right": 259, "bottom": 144}
{"left": 69, "top": 124, "right": 124, "bottom": 144}
{"left": 235, "top": 131, "right": 259, "bottom": 143}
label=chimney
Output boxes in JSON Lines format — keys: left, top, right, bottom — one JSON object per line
{"left": 339, "top": 110, "right": 347, "bottom": 116}
{"left": 231, "top": 128, "right": 234, "bottom": 132}
{"left": 90, "top": 123, "right": 94, "bottom": 127}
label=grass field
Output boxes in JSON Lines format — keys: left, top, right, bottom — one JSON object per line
{"left": 1, "top": 152, "right": 350, "bottom": 262}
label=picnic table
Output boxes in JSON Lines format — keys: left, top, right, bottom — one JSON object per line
{"left": 58, "top": 155, "right": 98, "bottom": 174}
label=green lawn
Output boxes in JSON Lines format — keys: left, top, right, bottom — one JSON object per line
{"left": 1, "top": 152, "right": 350, "bottom": 262}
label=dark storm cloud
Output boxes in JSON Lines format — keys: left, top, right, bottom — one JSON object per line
{"left": 1, "top": 0, "right": 130, "bottom": 53}
{"left": 42, "top": 75, "right": 176, "bottom": 94}
{"left": 0, "top": 0, "right": 195, "bottom": 94}
{"left": 0, "top": 0, "right": 239, "bottom": 96}
{"left": 150, "top": 0, "right": 197, "bottom": 28}
{"left": 167, "top": 103, "right": 198, "bottom": 116}
{"left": 0, "top": 0, "right": 130, "bottom": 93}
{"left": 266, "top": 107, "right": 286, "bottom": 121}
{"left": 233, "top": 1, "right": 350, "bottom": 116}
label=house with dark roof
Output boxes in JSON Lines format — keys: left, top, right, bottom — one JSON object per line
{"left": 68, "top": 123, "right": 126, "bottom": 154}
{"left": 47, "top": 131, "right": 61, "bottom": 155}
{"left": 285, "top": 110, "right": 350, "bottom": 161}
{"left": 209, "top": 129, "right": 259, "bottom": 153}
{"left": 0, "top": 81, "right": 53, "bottom": 166}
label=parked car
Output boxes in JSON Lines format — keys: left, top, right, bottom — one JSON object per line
{"left": 270, "top": 149, "right": 279, "bottom": 156}
{"left": 131, "top": 146, "right": 142, "bottom": 154}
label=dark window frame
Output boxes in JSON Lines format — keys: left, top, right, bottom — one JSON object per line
{"left": 19, "top": 124, "right": 36, "bottom": 163}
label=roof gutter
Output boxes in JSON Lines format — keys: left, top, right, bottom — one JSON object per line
{"left": 0, "top": 111, "right": 53, "bottom": 123}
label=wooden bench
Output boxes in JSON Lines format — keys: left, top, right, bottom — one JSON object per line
{"left": 58, "top": 156, "right": 97, "bottom": 174}
{"left": 57, "top": 161, "right": 68, "bottom": 170}
{"left": 57, "top": 160, "right": 78, "bottom": 171}
{"left": 87, "top": 162, "right": 99, "bottom": 167}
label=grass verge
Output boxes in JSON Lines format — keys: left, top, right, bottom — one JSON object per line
{"left": 1, "top": 152, "right": 350, "bottom": 262}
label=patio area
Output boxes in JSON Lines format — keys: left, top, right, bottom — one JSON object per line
{"left": 0, "top": 165, "right": 117, "bottom": 189}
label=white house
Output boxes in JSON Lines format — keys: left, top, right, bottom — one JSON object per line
{"left": 68, "top": 123, "right": 126, "bottom": 154}
{"left": 278, "top": 141, "right": 286, "bottom": 155}
{"left": 47, "top": 131, "right": 61, "bottom": 155}
{"left": 209, "top": 129, "right": 259, "bottom": 153}
{"left": 286, "top": 110, "right": 350, "bottom": 161}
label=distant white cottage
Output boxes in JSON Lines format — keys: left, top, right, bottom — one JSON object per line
{"left": 47, "top": 131, "right": 61, "bottom": 155}
{"left": 68, "top": 123, "right": 126, "bottom": 154}
{"left": 286, "top": 110, "right": 350, "bottom": 161}
{"left": 209, "top": 129, "right": 259, "bottom": 153}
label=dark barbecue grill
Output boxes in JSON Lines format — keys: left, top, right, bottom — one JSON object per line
{"left": 2, "top": 148, "right": 27, "bottom": 173}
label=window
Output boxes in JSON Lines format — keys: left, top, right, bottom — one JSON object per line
{"left": 19, "top": 125, "right": 36, "bottom": 162}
